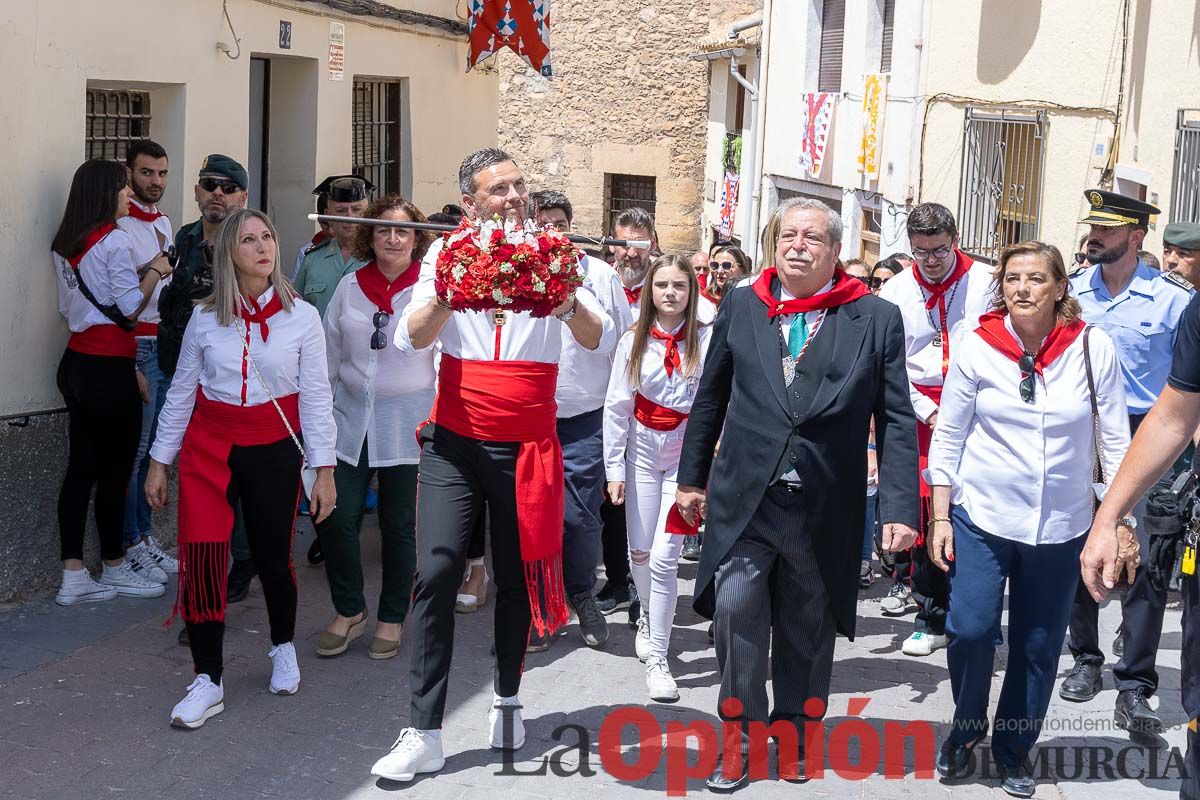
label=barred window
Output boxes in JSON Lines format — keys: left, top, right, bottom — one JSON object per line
{"left": 880, "top": 0, "right": 896, "bottom": 73}
{"left": 819, "top": 0, "right": 846, "bottom": 93}
{"left": 606, "top": 174, "right": 657, "bottom": 235}
{"left": 85, "top": 89, "right": 151, "bottom": 162}
{"left": 1170, "top": 109, "right": 1200, "bottom": 223}
{"left": 352, "top": 78, "right": 402, "bottom": 198}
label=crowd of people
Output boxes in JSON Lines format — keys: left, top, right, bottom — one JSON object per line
{"left": 49, "top": 142, "right": 1199, "bottom": 799}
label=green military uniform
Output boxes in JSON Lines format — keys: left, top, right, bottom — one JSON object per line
{"left": 293, "top": 238, "right": 366, "bottom": 318}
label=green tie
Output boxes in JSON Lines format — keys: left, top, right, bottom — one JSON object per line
{"left": 788, "top": 313, "right": 809, "bottom": 361}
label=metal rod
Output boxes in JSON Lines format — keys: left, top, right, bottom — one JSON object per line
{"left": 307, "top": 214, "right": 652, "bottom": 249}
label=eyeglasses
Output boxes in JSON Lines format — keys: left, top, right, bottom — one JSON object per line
{"left": 868, "top": 276, "right": 891, "bottom": 289}
{"left": 1018, "top": 353, "right": 1036, "bottom": 404}
{"left": 850, "top": 275, "right": 871, "bottom": 286}
{"left": 709, "top": 261, "right": 738, "bottom": 272}
{"left": 370, "top": 311, "right": 391, "bottom": 350}
{"left": 911, "top": 245, "right": 953, "bottom": 262}
{"left": 1074, "top": 252, "right": 1088, "bottom": 265}
{"left": 198, "top": 177, "right": 241, "bottom": 195}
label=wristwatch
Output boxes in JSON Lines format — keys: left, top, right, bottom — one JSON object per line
{"left": 555, "top": 297, "right": 578, "bottom": 322}
{"left": 1118, "top": 515, "right": 1138, "bottom": 530}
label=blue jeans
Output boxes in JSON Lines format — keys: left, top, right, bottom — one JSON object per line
{"left": 124, "top": 339, "right": 167, "bottom": 545}
{"left": 557, "top": 408, "right": 605, "bottom": 598}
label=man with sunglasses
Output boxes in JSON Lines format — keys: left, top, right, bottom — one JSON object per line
{"left": 877, "top": 203, "right": 994, "bottom": 658}
{"left": 1061, "top": 190, "right": 1194, "bottom": 737}
{"left": 294, "top": 176, "right": 372, "bottom": 318}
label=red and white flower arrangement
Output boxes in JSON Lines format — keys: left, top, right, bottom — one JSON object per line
{"left": 434, "top": 216, "right": 584, "bottom": 318}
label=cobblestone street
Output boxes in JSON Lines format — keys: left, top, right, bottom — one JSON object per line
{"left": 0, "top": 515, "right": 1189, "bottom": 799}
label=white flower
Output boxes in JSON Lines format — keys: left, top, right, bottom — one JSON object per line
{"left": 499, "top": 262, "right": 515, "bottom": 273}
{"left": 452, "top": 265, "right": 467, "bottom": 280}
{"left": 492, "top": 288, "right": 509, "bottom": 304}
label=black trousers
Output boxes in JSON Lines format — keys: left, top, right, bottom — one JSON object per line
{"left": 409, "top": 424, "right": 532, "bottom": 729}
{"left": 188, "top": 437, "right": 301, "bottom": 683}
{"left": 1181, "top": 574, "right": 1198, "bottom": 800}
{"left": 56, "top": 349, "right": 141, "bottom": 562}
{"left": 600, "top": 497, "right": 631, "bottom": 588}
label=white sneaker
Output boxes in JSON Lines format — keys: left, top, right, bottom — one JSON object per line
{"left": 489, "top": 695, "right": 525, "bottom": 750}
{"left": 170, "top": 674, "right": 224, "bottom": 729}
{"left": 100, "top": 561, "right": 166, "bottom": 598}
{"left": 901, "top": 631, "right": 949, "bottom": 657}
{"left": 370, "top": 728, "right": 445, "bottom": 782}
{"left": 126, "top": 543, "right": 168, "bottom": 584}
{"left": 55, "top": 569, "right": 118, "bottom": 606}
{"left": 144, "top": 535, "right": 180, "bottom": 574}
{"left": 635, "top": 613, "right": 652, "bottom": 663}
{"left": 880, "top": 583, "right": 916, "bottom": 616}
{"left": 646, "top": 657, "right": 679, "bottom": 702}
{"left": 268, "top": 642, "right": 301, "bottom": 695}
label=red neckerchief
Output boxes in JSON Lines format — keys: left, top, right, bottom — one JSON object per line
{"left": 356, "top": 260, "right": 419, "bottom": 315}
{"left": 649, "top": 324, "right": 686, "bottom": 378}
{"left": 975, "top": 310, "right": 1086, "bottom": 375}
{"left": 67, "top": 223, "right": 116, "bottom": 268}
{"left": 912, "top": 249, "right": 972, "bottom": 376}
{"left": 126, "top": 203, "right": 164, "bottom": 223}
{"left": 239, "top": 291, "right": 285, "bottom": 342}
{"left": 624, "top": 284, "right": 643, "bottom": 306}
{"left": 752, "top": 267, "right": 869, "bottom": 318}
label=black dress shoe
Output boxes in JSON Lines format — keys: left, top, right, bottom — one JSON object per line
{"left": 226, "top": 558, "right": 256, "bottom": 604}
{"left": 306, "top": 537, "right": 324, "bottom": 566}
{"left": 1115, "top": 688, "right": 1164, "bottom": 734}
{"left": 1059, "top": 658, "right": 1102, "bottom": 702}
{"left": 935, "top": 729, "right": 986, "bottom": 779}
{"left": 705, "top": 755, "right": 750, "bottom": 792}
{"left": 526, "top": 628, "right": 551, "bottom": 653}
{"left": 999, "top": 763, "right": 1036, "bottom": 797}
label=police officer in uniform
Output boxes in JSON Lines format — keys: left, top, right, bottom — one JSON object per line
{"left": 1164, "top": 223, "right": 1200, "bottom": 290}
{"left": 1061, "top": 190, "right": 1194, "bottom": 737}
{"left": 293, "top": 175, "right": 372, "bottom": 318}
{"left": 1082, "top": 285, "right": 1200, "bottom": 800}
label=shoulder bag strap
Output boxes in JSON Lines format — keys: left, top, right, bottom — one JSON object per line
{"left": 238, "top": 320, "right": 310, "bottom": 469}
{"left": 69, "top": 260, "right": 138, "bottom": 332}
{"left": 1082, "top": 325, "right": 1105, "bottom": 485}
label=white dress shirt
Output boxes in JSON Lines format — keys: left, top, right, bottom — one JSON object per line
{"left": 557, "top": 255, "right": 632, "bottom": 418}
{"left": 54, "top": 226, "right": 143, "bottom": 331}
{"left": 324, "top": 270, "right": 436, "bottom": 467}
{"left": 150, "top": 287, "right": 337, "bottom": 468}
{"left": 777, "top": 278, "right": 832, "bottom": 350}
{"left": 604, "top": 323, "right": 713, "bottom": 480}
{"left": 116, "top": 200, "right": 173, "bottom": 332}
{"left": 395, "top": 237, "right": 613, "bottom": 362}
{"left": 878, "top": 260, "right": 994, "bottom": 422}
{"left": 926, "top": 318, "right": 1130, "bottom": 544}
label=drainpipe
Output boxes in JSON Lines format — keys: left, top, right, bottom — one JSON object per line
{"left": 729, "top": 52, "right": 759, "bottom": 260}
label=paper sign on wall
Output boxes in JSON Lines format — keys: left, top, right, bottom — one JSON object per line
{"left": 328, "top": 22, "right": 345, "bottom": 81}
{"left": 857, "top": 73, "right": 887, "bottom": 179}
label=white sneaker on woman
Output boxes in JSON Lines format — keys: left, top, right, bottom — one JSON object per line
{"left": 635, "top": 612, "right": 653, "bottom": 663}
{"left": 170, "top": 674, "right": 224, "bottom": 729}
{"left": 268, "top": 642, "right": 301, "bottom": 695}
{"left": 55, "top": 569, "right": 118, "bottom": 606}
{"left": 646, "top": 657, "right": 679, "bottom": 702}
{"left": 370, "top": 728, "right": 445, "bottom": 782}
{"left": 901, "top": 631, "right": 948, "bottom": 657}
{"left": 126, "top": 543, "right": 168, "bottom": 584}
{"left": 489, "top": 695, "right": 525, "bottom": 749}
{"left": 144, "top": 535, "right": 180, "bottom": 574}
{"left": 100, "top": 561, "right": 166, "bottom": 598}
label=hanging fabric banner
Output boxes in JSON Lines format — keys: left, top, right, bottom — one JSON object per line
{"left": 718, "top": 172, "right": 740, "bottom": 239}
{"left": 467, "top": 0, "right": 553, "bottom": 77}
{"left": 799, "top": 92, "right": 836, "bottom": 178}
{"left": 857, "top": 73, "right": 888, "bottom": 179}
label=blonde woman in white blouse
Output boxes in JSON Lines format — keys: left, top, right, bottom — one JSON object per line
{"left": 925, "top": 242, "right": 1131, "bottom": 797}
{"left": 316, "top": 196, "right": 437, "bottom": 660}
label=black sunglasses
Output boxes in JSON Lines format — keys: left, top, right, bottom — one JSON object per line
{"left": 1074, "top": 252, "right": 1088, "bottom": 265}
{"left": 869, "top": 276, "right": 890, "bottom": 289}
{"left": 850, "top": 275, "right": 870, "bottom": 286}
{"left": 199, "top": 177, "right": 241, "bottom": 195}
{"left": 1018, "top": 353, "right": 1036, "bottom": 404}
{"left": 370, "top": 311, "right": 391, "bottom": 350}
{"left": 709, "top": 261, "right": 738, "bottom": 272}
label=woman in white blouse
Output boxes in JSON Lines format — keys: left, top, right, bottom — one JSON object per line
{"left": 925, "top": 242, "right": 1131, "bottom": 797}
{"left": 316, "top": 196, "right": 436, "bottom": 660}
{"left": 145, "top": 208, "right": 337, "bottom": 729}
{"left": 605, "top": 254, "right": 711, "bottom": 704}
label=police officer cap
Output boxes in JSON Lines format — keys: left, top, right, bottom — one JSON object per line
{"left": 198, "top": 154, "right": 248, "bottom": 190}
{"left": 1078, "top": 188, "right": 1160, "bottom": 227}
{"left": 1164, "top": 222, "right": 1200, "bottom": 251}
{"left": 313, "top": 175, "right": 373, "bottom": 203}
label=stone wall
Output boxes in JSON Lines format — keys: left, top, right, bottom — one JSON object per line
{"left": 496, "top": 1, "right": 760, "bottom": 254}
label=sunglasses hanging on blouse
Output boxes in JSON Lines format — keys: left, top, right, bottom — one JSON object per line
{"left": 371, "top": 311, "right": 390, "bottom": 350}
{"left": 1018, "top": 353, "right": 1036, "bottom": 404}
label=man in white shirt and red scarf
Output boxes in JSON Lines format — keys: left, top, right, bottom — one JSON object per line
{"left": 878, "top": 203, "right": 992, "bottom": 657}
{"left": 676, "top": 198, "right": 919, "bottom": 792}
{"left": 370, "top": 148, "right": 610, "bottom": 783}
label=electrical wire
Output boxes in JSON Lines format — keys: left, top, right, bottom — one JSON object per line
{"left": 221, "top": 0, "right": 242, "bottom": 60}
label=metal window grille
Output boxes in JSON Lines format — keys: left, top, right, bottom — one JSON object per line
{"left": 84, "top": 89, "right": 151, "bottom": 162}
{"left": 352, "top": 79, "right": 402, "bottom": 198}
{"left": 819, "top": 0, "right": 845, "bottom": 93}
{"left": 880, "top": 0, "right": 896, "bottom": 73}
{"left": 957, "top": 107, "right": 1047, "bottom": 263}
{"left": 606, "top": 174, "right": 657, "bottom": 235}
{"left": 1170, "top": 109, "right": 1200, "bottom": 223}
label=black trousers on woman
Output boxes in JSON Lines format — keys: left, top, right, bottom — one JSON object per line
{"left": 188, "top": 436, "right": 301, "bottom": 683}
{"left": 57, "top": 349, "right": 141, "bottom": 562}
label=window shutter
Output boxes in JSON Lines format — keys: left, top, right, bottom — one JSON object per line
{"left": 881, "top": 0, "right": 896, "bottom": 73}
{"left": 819, "top": 0, "right": 846, "bottom": 93}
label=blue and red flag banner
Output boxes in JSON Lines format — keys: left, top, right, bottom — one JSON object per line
{"left": 468, "top": 0, "right": 552, "bottom": 77}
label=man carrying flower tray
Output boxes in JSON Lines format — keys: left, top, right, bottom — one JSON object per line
{"left": 370, "top": 148, "right": 613, "bottom": 782}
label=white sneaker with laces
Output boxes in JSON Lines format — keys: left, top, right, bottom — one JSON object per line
{"left": 170, "top": 674, "right": 224, "bottom": 729}
{"left": 489, "top": 695, "right": 525, "bottom": 750}
{"left": 901, "top": 631, "right": 949, "bottom": 657}
{"left": 100, "top": 561, "right": 166, "bottom": 598}
{"left": 880, "top": 583, "right": 915, "bottom": 616}
{"left": 370, "top": 728, "right": 445, "bottom": 782}
{"left": 635, "top": 613, "right": 652, "bottom": 663}
{"left": 646, "top": 657, "right": 679, "bottom": 702}
{"left": 144, "top": 535, "right": 180, "bottom": 574}
{"left": 55, "top": 569, "right": 118, "bottom": 606}
{"left": 126, "top": 543, "right": 168, "bottom": 584}
{"left": 268, "top": 642, "right": 301, "bottom": 695}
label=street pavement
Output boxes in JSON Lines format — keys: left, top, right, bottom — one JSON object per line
{"left": 0, "top": 514, "right": 1189, "bottom": 799}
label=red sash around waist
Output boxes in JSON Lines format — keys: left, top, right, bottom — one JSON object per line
{"left": 634, "top": 393, "right": 689, "bottom": 431}
{"left": 426, "top": 355, "right": 568, "bottom": 636}
{"left": 67, "top": 324, "right": 137, "bottom": 359}
{"left": 192, "top": 389, "right": 299, "bottom": 446}
{"left": 134, "top": 321, "right": 158, "bottom": 338}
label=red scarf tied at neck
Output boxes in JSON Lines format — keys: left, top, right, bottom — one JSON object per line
{"left": 126, "top": 204, "right": 165, "bottom": 223}
{"left": 649, "top": 325, "right": 686, "bottom": 378}
{"left": 239, "top": 291, "right": 285, "bottom": 342}
{"left": 624, "top": 285, "right": 643, "bottom": 307}
{"left": 912, "top": 249, "right": 973, "bottom": 376}
{"left": 752, "top": 267, "right": 870, "bottom": 318}
{"left": 356, "top": 260, "right": 420, "bottom": 315}
{"left": 975, "top": 310, "right": 1086, "bottom": 374}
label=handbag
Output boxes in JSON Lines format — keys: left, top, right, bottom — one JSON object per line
{"left": 240, "top": 321, "right": 319, "bottom": 499}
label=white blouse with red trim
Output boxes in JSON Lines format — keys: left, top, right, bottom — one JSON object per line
{"left": 53, "top": 227, "right": 143, "bottom": 333}
{"left": 116, "top": 200, "right": 173, "bottom": 333}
